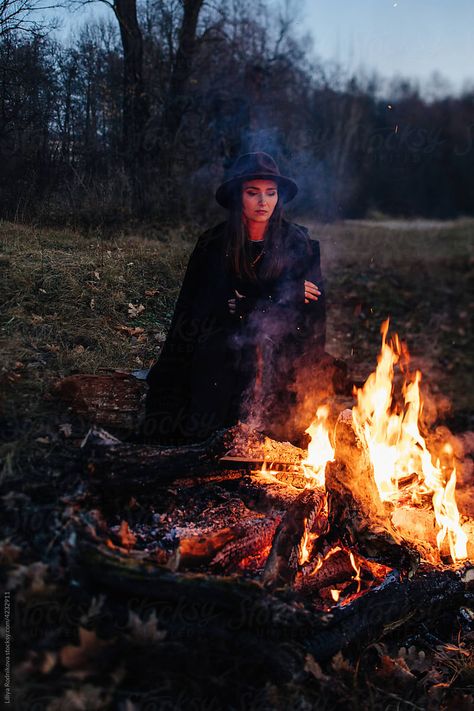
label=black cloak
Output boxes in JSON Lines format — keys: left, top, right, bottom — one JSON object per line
{"left": 140, "top": 219, "right": 329, "bottom": 445}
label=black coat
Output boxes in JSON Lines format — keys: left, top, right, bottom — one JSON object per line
{"left": 141, "top": 219, "right": 327, "bottom": 445}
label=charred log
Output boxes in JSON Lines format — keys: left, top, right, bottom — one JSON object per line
{"left": 295, "top": 547, "right": 357, "bottom": 593}
{"left": 81, "top": 424, "right": 237, "bottom": 489}
{"left": 236, "top": 475, "right": 305, "bottom": 512}
{"left": 262, "top": 488, "right": 327, "bottom": 589}
{"left": 211, "top": 515, "right": 281, "bottom": 573}
{"left": 69, "top": 535, "right": 473, "bottom": 663}
{"left": 80, "top": 422, "right": 307, "bottom": 492}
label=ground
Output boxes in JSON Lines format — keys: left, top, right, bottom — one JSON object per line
{"left": 0, "top": 218, "right": 473, "bottom": 709}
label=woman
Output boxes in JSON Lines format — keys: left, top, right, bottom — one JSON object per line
{"left": 140, "top": 152, "right": 331, "bottom": 446}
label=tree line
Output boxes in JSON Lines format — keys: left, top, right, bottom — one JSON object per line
{"left": 1, "top": 0, "right": 473, "bottom": 226}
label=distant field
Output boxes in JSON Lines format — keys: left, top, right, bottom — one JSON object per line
{"left": 1, "top": 218, "right": 473, "bottom": 472}
{"left": 307, "top": 217, "right": 474, "bottom": 423}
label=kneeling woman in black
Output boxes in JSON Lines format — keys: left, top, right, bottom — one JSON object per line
{"left": 141, "top": 152, "right": 327, "bottom": 446}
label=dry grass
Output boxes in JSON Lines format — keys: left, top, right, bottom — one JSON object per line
{"left": 0, "top": 220, "right": 196, "bottom": 474}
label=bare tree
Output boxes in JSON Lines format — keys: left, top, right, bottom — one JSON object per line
{"left": 64, "top": 0, "right": 205, "bottom": 215}
{"left": 0, "top": 0, "right": 58, "bottom": 37}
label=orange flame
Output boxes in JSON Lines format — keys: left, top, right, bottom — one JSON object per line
{"left": 349, "top": 549, "right": 362, "bottom": 593}
{"left": 301, "top": 406, "right": 335, "bottom": 488}
{"left": 298, "top": 525, "right": 318, "bottom": 565}
{"left": 352, "top": 319, "right": 468, "bottom": 563}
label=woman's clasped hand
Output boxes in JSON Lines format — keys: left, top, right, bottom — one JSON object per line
{"left": 228, "top": 279, "right": 321, "bottom": 314}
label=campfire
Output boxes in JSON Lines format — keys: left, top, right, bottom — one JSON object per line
{"left": 68, "top": 319, "right": 473, "bottom": 659}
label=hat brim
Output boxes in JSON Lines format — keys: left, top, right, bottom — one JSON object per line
{"left": 215, "top": 173, "right": 298, "bottom": 209}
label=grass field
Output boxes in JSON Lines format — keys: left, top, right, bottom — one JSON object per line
{"left": 310, "top": 217, "right": 474, "bottom": 422}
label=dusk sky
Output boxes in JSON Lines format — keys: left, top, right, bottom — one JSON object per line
{"left": 50, "top": 0, "right": 474, "bottom": 95}
{"left": 300, "top": 0, "right": 474, "bottom": 93}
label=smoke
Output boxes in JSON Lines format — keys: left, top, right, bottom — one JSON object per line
{"left": 229, "top": 295, "right": 338, "bottom": 445}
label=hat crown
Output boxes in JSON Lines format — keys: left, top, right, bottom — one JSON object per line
{"left": 215, "top": 151, "right": 298, "bottom": 208}
{"left": 228, "top": 152, "right": 280, "bottom": 180}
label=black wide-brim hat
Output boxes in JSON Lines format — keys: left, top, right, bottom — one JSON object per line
{"left": 215, "top": 152, "right": 298, "bottom": 208}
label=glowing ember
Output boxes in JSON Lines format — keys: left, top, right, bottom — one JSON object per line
{"left": 348, "top": 549, "right": 362, "bottom": 593}
{"left": 298, "top": 525, "right": 318, "bottom": 565}
{"left": 352, "top": 319, "right": 468, "bottom": 563}
{"left": 330, "top": 589, "right": 340, "bottom": 602}
{"left": 301, "top": 405, "right": 335, "bottom": 487}
{"left": 309, "top": 545, "right": 342, "bottom": 576}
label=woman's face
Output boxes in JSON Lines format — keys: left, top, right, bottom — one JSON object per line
{"left": 241, "top": 179, "right": 278, "bottom": 224}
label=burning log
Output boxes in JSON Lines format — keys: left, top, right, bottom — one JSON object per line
{"left": 175, "top": 528, "right": 235, "bottom": 569}
{"left": 325, "top": 409, "right": 420, "bottom": 572}
{"left": 210, "top": 515, "right": 281, "bottom": 573}
{"left": 80, "top": 422, "right": 309, "bottom": 494}
{"left": 305, "top": 566, "right": 474, "bottom": 661}
{"left": 223, "top": 422, "right": 305, "bottom": 464}
{"left": 326, "top": 407, "right": 474, "bottom": 567}
{"left": 262, "top": 488, "right": 327, "bottom": 589}
{"left": 295, "top": 546, "right": 359, "bottom": 594}
{"left": 295, "top": 544, "right": 394, "bottom": 604}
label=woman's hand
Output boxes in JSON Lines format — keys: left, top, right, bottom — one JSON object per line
{"left": 304, "top": 280, "right": 321, "bottom": 304}
{"left": 228, "top": 289, "right": 245, "bottom": 315}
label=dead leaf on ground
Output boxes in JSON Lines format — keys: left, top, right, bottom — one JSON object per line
{"left": 128, "top": 303, "right": 145, "bottom": 318}
{"left": 46, "top": 684, "right": 112, "bottom": 710}
{"left": 15, "top": 649, "right": 58, "bottom": 679}
{"left": 125, "top": 609, "right": 167, "bottom": 645}
{"left": 376, "top": 654, "right": 417, "bottom": 687}
{"left": 114, "top": 324, "right": 145, "bottom": 337}
{"left": 304, "top": 653, "right": 329, "bottom": 681}
{"left": 331, "top": 650, "right": 354, "bottom": 674}
{"left": 79, "top": 594, "right": 106, "bottom": 626}
{"left": 4, "top": 372, "right": 21, "bottom": 382}
{"left": 0, "top": 539, "right": 22, "bottom": 564}
{"left": 59, "top": 423, "right": 72, "bottom": 438}
{"left": 59, "top": 627, "right": 113, "bottom": 671}
{"left": 6, "top": 561, "right": 49, "bottom": 593}
{"left": 41, "top": 650, "right": 58, "bottom": 674}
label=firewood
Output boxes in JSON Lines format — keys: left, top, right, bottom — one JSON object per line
{"left": 262, "top": 488, "right": 326, "bottom": 589}
{"left": 325, "top": 410, "right": 419, "bottom": 573}
{"left": 236, "top": 476, "right": 304, "bottom": 512}
{"left": 223, "top": 422, "right": 305, "bottom": 463}
{"left": 294, "top": 547, "right": 357, "bottom": 593}
{"left": 52, "top": 371, "right": 145, "bottom": 431}
{"left": 81, "top": 422, "right": 307, "bottom": 491}
{"left": 69, "top": 536, "right": 473, "bottom": 662}
{"left": 178, "top": 528, "right": 235, "bottom": 569}
{"left": 211, "top": 516, "right": 281, "bottom": 572}
{"left": 391, "top": 505, "right": 441, "bottom": 564}
{"left": 81, "top": 424, "right": 235, "bottom": 488}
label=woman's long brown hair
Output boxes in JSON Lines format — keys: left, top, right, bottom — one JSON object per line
{"left": 224, "top": 182, "right": 290, "bottom": 282}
